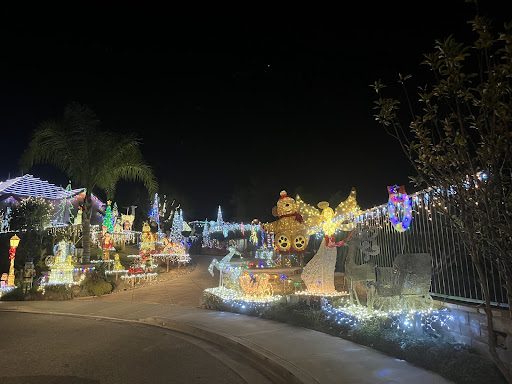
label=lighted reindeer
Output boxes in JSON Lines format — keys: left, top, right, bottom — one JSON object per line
{"left": 208, "top": 243, "right": 242, "bottom": 288}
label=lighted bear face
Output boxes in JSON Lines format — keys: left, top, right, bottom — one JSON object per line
{"left": 276, "top": 191, "right": 297, "bottom": 216}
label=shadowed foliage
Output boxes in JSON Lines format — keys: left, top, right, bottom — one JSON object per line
{"left": 21, "top": 102, "right": 157, "bottom": 262}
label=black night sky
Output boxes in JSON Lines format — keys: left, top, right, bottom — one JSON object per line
{"left": 1, "top": 2, "right": 511, "bottom": 222}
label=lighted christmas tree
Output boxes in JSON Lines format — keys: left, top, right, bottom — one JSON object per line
{"left": 216, "top": 205, "right": 223, "bottom": 228}
{"left": 55, "top": 181, "right": 75, "bottom": 225}
{"left": 103, "top": 200, "right": 114, "bottom": 233}
{"left": 202, "top": 220, "right": 211, "bottom": 248}
{"left": 55, "top": 198, "right": 66, "bottom": 225}
{"left": 112, "top": 202, "right": 119, "bottom": 228}
{"left": 169, "top": 208, "right": 183, "bottom": 243}
{"left": 149, "top": 193, "right": 160, "bottom": 231}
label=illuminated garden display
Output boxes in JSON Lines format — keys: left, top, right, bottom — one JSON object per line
{"left": 297, "top": 189, "right": 361, "bottom": 295}
{"left": 263, "top": 191, "right": 309, "bottom": 256}
{"left": 204, "top": 189, "right": 359, "bottom": 310}
{"left": 45, "top": 240, "right": 78, "bottom": 286}
{"left": 196, "top": 206, "right": 262, "bottom": 247}
{"left": 201, "top": 183, "right": 454, "bottom": 347}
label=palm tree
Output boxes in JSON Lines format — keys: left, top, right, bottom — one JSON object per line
{"left": 21, "top": 102, "right": 157, "bottom": 262}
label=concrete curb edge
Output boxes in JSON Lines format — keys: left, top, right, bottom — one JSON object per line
{"left": 0, "top": 308, "right": 318, "bottom": 384}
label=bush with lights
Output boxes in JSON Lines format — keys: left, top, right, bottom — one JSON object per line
{"left": 201, "top": 290, "right": 502, "bottom": 383}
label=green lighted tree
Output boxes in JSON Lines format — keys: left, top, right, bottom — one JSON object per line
{"left": 102, "top": 201, "right": 114, "bottom": 233}
{"left": 21, "top": 103, "right": 157, "bottom": 263}
{"left": 372, "top": 15, "right": 512, "bottom": 382}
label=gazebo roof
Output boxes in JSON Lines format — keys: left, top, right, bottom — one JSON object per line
{"left": 0, "top": 174, "right": 84, "bottom": 200}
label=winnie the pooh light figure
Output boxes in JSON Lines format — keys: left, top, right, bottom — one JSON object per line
{"left": 263, "top": 191, "right": 309, "bottom": 253}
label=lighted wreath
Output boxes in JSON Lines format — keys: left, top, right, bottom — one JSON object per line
{"left": 387, "top": 185, "right": 413, "bottom": 232}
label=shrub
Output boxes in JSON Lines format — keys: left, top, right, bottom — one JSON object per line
{"left": 43, "top": 285, "right": 74, "bottom": 300}
{"left": 0, "top": 287, "right": 26, "bottom": 301}
{"left": 82, "top": 277, "right": 113, "bottom": 296}
{"left": 203, "top": 292, "right": 506, "bottom": 384}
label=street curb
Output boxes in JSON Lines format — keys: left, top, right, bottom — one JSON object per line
{"left": 0, "top": 308, "right": 318, "bottom": 384}
{"left": 140, "top": 316, "right": 318, "bottom": 384}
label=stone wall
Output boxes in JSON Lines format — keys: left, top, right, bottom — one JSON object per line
{"left": 439, "top": 301, "right": 512, "bottom": 364}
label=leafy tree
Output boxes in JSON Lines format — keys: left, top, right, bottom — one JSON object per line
{"left": 6, "top": 198, "right": 54, "bottom": 270}
{"left": 21, "top": 103, "right": 157, "bottom": 263}
{"left": 372, "top": 14, "right": 512, "bottom": 382}
{"left": 9, "top": 197, "right": 53, "bottom": 231}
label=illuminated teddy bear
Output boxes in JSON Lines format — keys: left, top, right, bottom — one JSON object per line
{"left": 263, "top": 190, "right": 309, "bottom": 253}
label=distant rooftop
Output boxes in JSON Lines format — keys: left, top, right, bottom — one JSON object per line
{"left": 0, "top": 174, "right": 84, "bottom": 200}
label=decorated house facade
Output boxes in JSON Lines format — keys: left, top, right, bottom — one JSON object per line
{"left": 0, "top": 174, "right": 105, "bottom": 227}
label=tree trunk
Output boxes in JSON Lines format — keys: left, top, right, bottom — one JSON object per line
{"left": 505, "top": 267, "right": 512, "bottom": 320}
{"left": 82, "top": 216, "right": 91, "bottom": 263}
{"left": 474, "top": 260, "right": 512, "bottom": 383}
{"left": 82, "top": 191, "right": 93, "bottom": 263}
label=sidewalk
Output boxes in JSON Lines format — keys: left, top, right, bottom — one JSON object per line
{"left": 0, "top": 299, "right": 452, "bottom": 384}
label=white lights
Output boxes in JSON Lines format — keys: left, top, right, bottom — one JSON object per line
{"left": 204, "top": 286, "right": 283, "bottom": 310}
{"left": 295, "top": 290, "right": 349, "bottom": 297}
{"left": 321, "top": 299, "right": 454, "bottom": 333}
{"left": 121, "top": 272, "right": 158, "bottom": 280}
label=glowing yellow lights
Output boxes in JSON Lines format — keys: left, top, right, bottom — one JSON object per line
{"left": 263, "top": 191, "right": 309, "bottom": 253}
{"left": 9, "top": 234, "right": 20, "bottom": 248}
{"left": 297, "top": 188, "right": 362, "bottom": 235}
{"left": 113, "top": 253, "right": 125, "bottom": 271}
{"left": 205, "top": 286, "right": 282, "bottom": 304}
{"left": 239, "top": 272, "right": 274, "bottom": 298}
{"left": 140, "top": 221, "right": 156, "bottom": 251}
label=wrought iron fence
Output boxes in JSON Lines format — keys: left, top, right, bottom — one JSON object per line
{"left": 335, "top": 189, "right": 508, "bottom": 308}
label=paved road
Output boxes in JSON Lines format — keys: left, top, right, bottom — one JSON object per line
{"left": 99, "top": 254, "right": 218, "bottom": 306}
{"left": 0, "top": 253, "right": 453, "bottom": 383}
{"left": 0, "top": 312, "right": 269, "bottom": 384}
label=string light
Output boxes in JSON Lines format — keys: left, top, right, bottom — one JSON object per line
{"left": 0, "top": 286, "right": 16, "bottom": 298}
{"left": 121, "top": 272, "right": 158, "bottom": 280}
{"left": 204, "top": 287, "right": 283, "bottom": 312}
{"left": 263, "top": 191, "right": 309, "bottom": 253}
{"left": 254, "top": 247, "right": 274, "bottom": 267}
{"left": 148, "top": 193, "right": 160, "bottom": 231}
{"left": 105, "top": 270, "right": 128, "bottom": 275}
{"left": 321, "top": 299, "right": 454, "bottom": 333}
{"left": 102, "top": 200, "right": 114, "bottom": 233}
{"left": 202, "top": 219, "right": 212, "bottom": 247}
{"left": 387, "top": 185, "right": 413, "bottom": 232}
{"left": 295, "top": 290, "right": 349, "bottom": 297}
{"left": 296, "top": 188, "right": 362, "bottom": 236}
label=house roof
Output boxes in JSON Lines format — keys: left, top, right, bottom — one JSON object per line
{"left": 0, "top": 174, "right": 85, "bottom": 200}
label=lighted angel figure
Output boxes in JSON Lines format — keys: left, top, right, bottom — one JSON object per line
{"left": 296, "top": 188, "right": 362, "bottom": 246}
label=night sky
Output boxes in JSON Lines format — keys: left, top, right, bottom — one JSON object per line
{"left": 1, "top": 2, "right": 511, "bottom": 222}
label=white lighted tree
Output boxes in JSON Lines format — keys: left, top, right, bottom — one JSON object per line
{"left": 202, "top": 220, "right": 211, "bottom": 248}
{"left": 170, "top": 208, "right": 183, "bottom": 243}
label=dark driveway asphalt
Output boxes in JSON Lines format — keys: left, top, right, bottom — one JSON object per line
{"left": 0, "top": 312, "right": 266, "bottom": 384}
